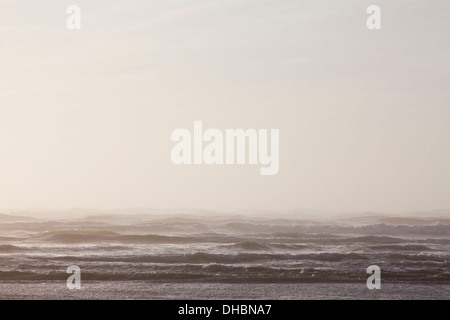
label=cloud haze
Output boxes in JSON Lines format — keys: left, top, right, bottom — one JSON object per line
{"left": 0, "top": 0, "right": 449, "bottom": 213}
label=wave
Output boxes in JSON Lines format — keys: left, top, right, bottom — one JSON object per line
{"left": 37, "top": 232, "right": 245, "bottom": 244}
{"left": 340, "top": 235, "right": 405, "bottom": 244}
{"left": 240, "top": 223, "right": 450, "bottom": 237}
{"left": 117, "top": 234, "right": 204, "bottom": 244}
{"left": 0, "top": 244, "right": 28, "bottom": 253}
{"left": 34, "top": 231, "right": 416, "bottom": 246}
{"left": 369, "top": 244, "right": 433, "bottom": 251}
{"left": 221, "top": 242, "right": 272, "bottom": 251}
{"left": 387, "top": 253, "right": 449, "bottom": 262}
{"left": 29, "top": 251, "right": 369, "bottom": 264}
{"left": 38, "top": 230, "right": 121, "bottom": 243}
{"left": 222, "top": 242, "right": 308, "bottom": 251}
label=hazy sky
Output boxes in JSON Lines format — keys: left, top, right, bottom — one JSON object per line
{"left": 0, "top": 0, "right": 449, "bottom": 213}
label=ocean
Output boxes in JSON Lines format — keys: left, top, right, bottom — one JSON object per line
{"left": 0, "top": 213, "right": 449, "bottom": 299}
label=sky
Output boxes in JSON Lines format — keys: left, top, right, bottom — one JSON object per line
{"left": 0, "top": 0, "right": 449, "bottom": 214}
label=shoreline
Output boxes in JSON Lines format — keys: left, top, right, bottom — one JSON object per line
{"left": 1, "top": 281, "right": 449, "bottom": 300}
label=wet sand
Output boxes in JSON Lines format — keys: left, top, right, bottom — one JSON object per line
{"left": 1, "top": 281, "right": 449, "bottom": 300}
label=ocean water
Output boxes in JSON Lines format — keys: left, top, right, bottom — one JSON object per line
{"left": 0, "top": 213, "right": 449, "bottom": 299}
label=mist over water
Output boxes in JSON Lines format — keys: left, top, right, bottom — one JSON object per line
{"left": 0, "top": 211, "right": 448, "bottom": 288}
